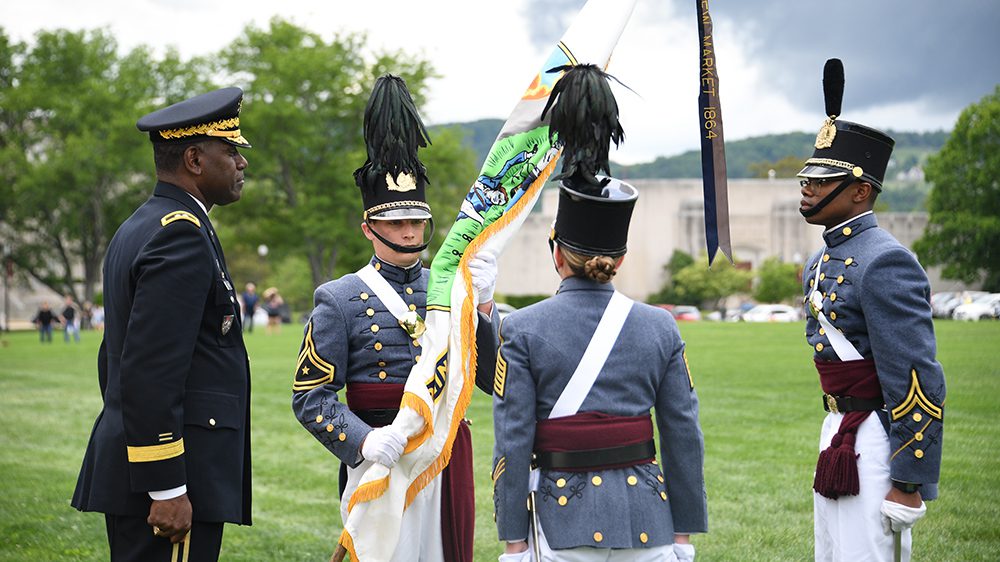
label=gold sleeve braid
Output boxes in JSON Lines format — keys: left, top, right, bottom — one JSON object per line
{"left": 293, "top": 321, "right": 335, "bottom": 392}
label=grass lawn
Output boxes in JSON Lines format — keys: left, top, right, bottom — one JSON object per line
{"left": 1, "top": 320, "right": 998, "bottom": 561}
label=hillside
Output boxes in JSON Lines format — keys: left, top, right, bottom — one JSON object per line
{"left": 432, "top": 120, "right": 948, "bottom": 211}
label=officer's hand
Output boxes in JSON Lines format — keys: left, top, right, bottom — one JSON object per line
{"left": 880, "top": 498, "right": 926, "bottom": 535}
{"left": 361, "top": 426, "right": 408, "bottom": 467}
{"left": 468, "top": 252, "right": 498, "bottom": 304}
{"left": 148, "top": 494, "right": 192, "bottom": 544}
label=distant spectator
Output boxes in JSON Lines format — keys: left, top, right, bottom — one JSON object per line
{"left": 262, "top": 287, "right": 283, "bottom": 335}
{"left": 60, "top": 294, "right": 81, "bottom": 343}
{"left": 92, "top": 305, "right": 105, "bottom": 331}
{"left": 241, "top": 282, "right": 259, "bottom": 333}
{"left": 81, "top": 301, "right": 94, "bottom": 330}
{"left": 32, "top": 301, "right": 57, "bottom": 343}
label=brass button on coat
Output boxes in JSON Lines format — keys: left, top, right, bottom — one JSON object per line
{"left": 315, "top": 415, "right": 324, "bottom": 424}
{"left": 593, "top": 532, "right": 603, "bottom": 543}
{"left": 843, "top": 226, "right": 852, "bottom": 236}
{"left": 360, "top": 292, "right": 369, "bottom": 301}
{"left": 209, "top": 418, "right": 216, "bottom": 426}
{"left": 366, "top": 308, "right": 375, "bottom": 317}
{"left": 371, "top": 324, "right": 380, "bottom": 333}
{"left": 640, "top": 532, "right": 649, "bottom": 544}
{"left": 591, "top": 476, "right": 602, "bottom": 486}
{"left": 556, "top": 478, "right": 566, "bottom": 488}
{"left": 338, "top": 432, "right": 347, "bottom": 442}
{"left": 627, "top": 475, "right": 638, "bottom": 486}
{"left": 914, "top": 449, "right": 924, "bottom": 459}
{"left": 405, "top": 287, "right": 413, "bottom": 295}
{"left": 558, "top": 496, "right": 568, "bottom": 506}
{"left": 378, "top": 371, "right": 387, "bottom": 380}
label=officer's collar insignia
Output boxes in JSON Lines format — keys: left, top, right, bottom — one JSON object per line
{"left": 815, "top": 117, "right": 837, "bottom": 149}
{"left": 222, "top": 314, "right": 234, "bottom": 335}
{"left": 160, "top": 210, "right": 201, "bottom": 229}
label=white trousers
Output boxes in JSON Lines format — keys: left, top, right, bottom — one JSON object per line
{"left": 814, "top": 413, "right": 912, "bottom": 562}
{"left": 341, "top": 460, "right": 444, "bottom": 562}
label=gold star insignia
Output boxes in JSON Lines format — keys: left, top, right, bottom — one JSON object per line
{"left": 301, "top": 366, "right": 310, "bottom": 375}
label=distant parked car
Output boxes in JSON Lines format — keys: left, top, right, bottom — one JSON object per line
{"left": 742, "top": 304, "right": 801, "bottom": 322}
{"left": 952, "top": 293, "right": 1000, "bottom": 321}
{"left": 670, "top": 305, "right": 702, "bottom": 321}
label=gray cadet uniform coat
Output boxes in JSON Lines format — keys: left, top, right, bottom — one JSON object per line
{"left": 292, "top": 256, "right": 498, "bottom": 466}
{"left": 803, "top": 211, "right": 945, "bottom": 496}
{"left": 492, "top": 276, "right": 707, "bottom": 550}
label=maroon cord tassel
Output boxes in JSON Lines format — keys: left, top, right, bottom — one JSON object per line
{"left": 813, "top": 428, "right": 861, "bottom": 499}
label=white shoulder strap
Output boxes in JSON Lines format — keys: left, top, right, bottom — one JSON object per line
{"left": 356, "top": 264, "right": 410, "bottom": 322}
{"left": 548, "top": 291, "right": 634, "bottom": 419}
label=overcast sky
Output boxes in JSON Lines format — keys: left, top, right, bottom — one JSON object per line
{"left": 3, "top": 0, "right": 998, "bottom": 164}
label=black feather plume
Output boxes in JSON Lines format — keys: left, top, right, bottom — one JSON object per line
{"left": 823, "top": 58, "right": 844, "bottom": 119}
{"left": 354, "top": 74, "right": 431, "bottom": 192}
{"left": 541, "top": 64, "right": 625, "bottom": 195}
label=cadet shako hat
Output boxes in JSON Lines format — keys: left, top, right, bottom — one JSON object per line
{"left": 797, "top": 59, "right": 894, "bottom": 191}
{"left": 542, "top": 64, "right": 637, "bottom": 257}
{"left": 354, "top": 75, "right": 432, "bottom": 222}
{"left": 136, "top": 87, "right": 251, "bottom": 148}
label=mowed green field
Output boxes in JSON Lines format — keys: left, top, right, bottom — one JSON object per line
{"left": 1, "top": 320, "right": 998, "bottom": 561}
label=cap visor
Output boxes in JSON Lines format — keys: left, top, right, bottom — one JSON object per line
{"left": 796, "top": 165, "right": 848, "bottom": 179}
{"left": 368, "top": 207, "right": 432, "bottom": 220}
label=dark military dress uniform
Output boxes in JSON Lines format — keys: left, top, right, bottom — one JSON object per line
{"left": 73, "top": 88, "right": 252, "bottom": 562}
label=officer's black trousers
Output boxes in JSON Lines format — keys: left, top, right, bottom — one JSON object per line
{"left": 105, "top": 514, "right": 223, "bottom": 562}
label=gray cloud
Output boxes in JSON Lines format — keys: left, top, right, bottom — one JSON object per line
{"left": 704, "top": 0, "right": 1000, "bottom": 114}
{"left": 524, "top": 0, "right": 999, "bottom": 117}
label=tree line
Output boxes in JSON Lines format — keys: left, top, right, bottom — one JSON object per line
{"left": 1, "top": 22, "right": 996, "bottom": 308}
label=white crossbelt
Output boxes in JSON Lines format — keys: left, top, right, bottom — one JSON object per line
{"left": 810, "top": 252, "right": 863, "bottom": 361}
{"left": 548, "top": 291, "right": 634, "bottom": 419}
{"left": 356, "top": 264, "right": 413, "bottom": 324}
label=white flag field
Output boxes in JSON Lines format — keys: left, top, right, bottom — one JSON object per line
{"left": 338, "top": 0, "right": 639, "bottom": 559}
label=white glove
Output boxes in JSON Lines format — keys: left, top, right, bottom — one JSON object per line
{"left": 497, "top": 551, "right": 532, "bottom": 562}
{"left": 468, "top": 252, "right": 498, "bottom": 303}
{"left": 880, "top": 499, "right": 927, "bottom": 534}
{"left": 673, "top": 543, "right": 696, "bottom": 562}
{"left": 360, "top": 426, "right": 407, "bottom": 467}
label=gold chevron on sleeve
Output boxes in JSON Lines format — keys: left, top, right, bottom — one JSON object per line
{"left": 891, "top": 369, "right": 943, "bottom": 421}
{"left": 493, "top": 334, "right": 508, "bottom": 398}
{"left": 293, "top": 321, "right": 335, "bottom": 392}
{"left": 127, "top": 438, "right": 184, "bottom": 463}
{"left": 492, "top": 457, "right": 506, "bottom": 483}
{"left": 683, "top": 350, "right": 694, "bottom": 389}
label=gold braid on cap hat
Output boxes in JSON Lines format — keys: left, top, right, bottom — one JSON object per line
{"left": 158, "top": 117, "right": 241, "bottom": 140}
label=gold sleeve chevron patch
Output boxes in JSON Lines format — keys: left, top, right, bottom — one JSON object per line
{"left": 891, "top": 368, "right": 943, "bottom": 421}
{"left": 293, "top": 321, "right": 335, "bottom": 392}
{"left": 160, "top": 210, "right": 201, "bottom": 228}
{"left": 494, "top": 337, "right": 508, "bottom": 398}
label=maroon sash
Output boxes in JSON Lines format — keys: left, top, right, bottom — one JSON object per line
{"left": 345, "top": 382, "right": 404, "bottom": 414}
{"left": 534, "top": 412, "right": 655, "bottom": 472}
{"left": 344, "top": 383, "right": 473, "bottom": 562}
{"left": 813, "top": 358, "right": 882, "bottom": 499}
